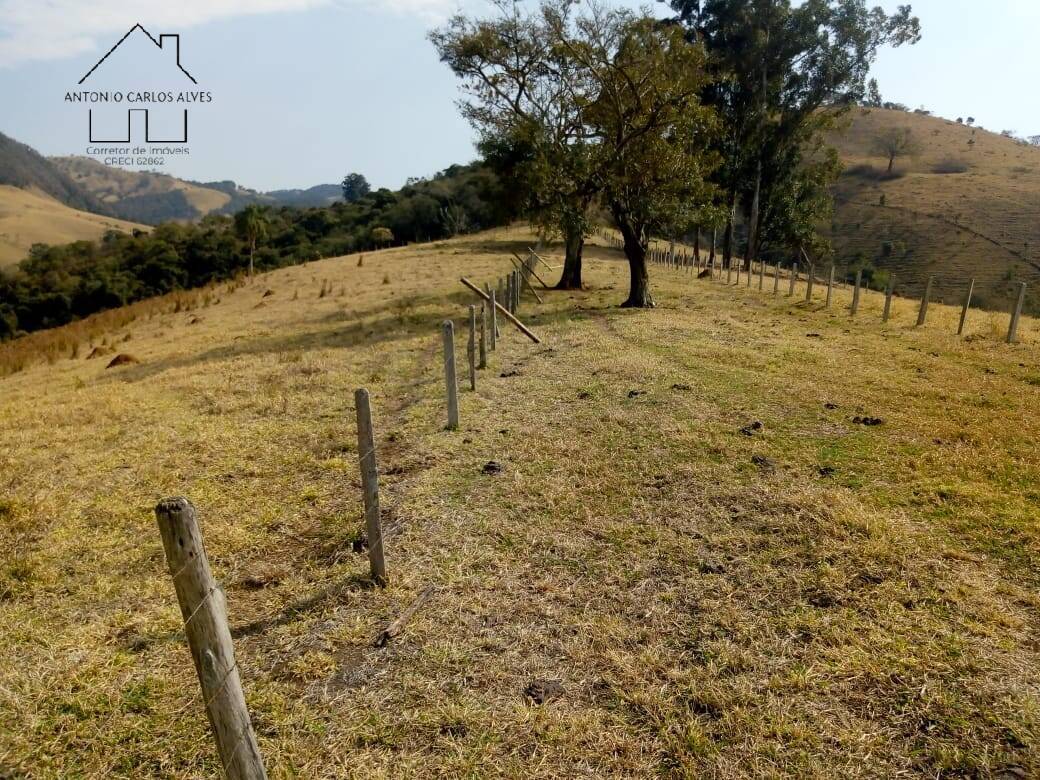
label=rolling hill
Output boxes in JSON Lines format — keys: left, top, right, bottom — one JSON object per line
{"left": 52, "top": 157, "right": 342, "bottom": 223}
{"left": 0, "top": 131, "right": 110, "bottom": 215}
{"left": 825, "top": 108, "right": 1040, "bottom": 313}
{"left": 0, "top": 185, "right": 146, "bottom": 268}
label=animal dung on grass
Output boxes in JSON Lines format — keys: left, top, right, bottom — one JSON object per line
{"left": 523, "top": 679, "right": 565, "bottom": 705}
{"left": 481, "top": 460, "right": 503, "bottom": 476}
{"left": 740, "top": 421, "right": 764, "bottom": 436}
{"left": 105, "top": 353, "right": 139, "bottom": 369}
{"left": 852, "top": 416, "right": 885, "bottom": 426}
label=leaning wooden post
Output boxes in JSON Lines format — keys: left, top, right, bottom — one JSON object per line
{"left": 789, "top": 261, "right": 798, "bottom": 297}
{"left": 850, "top": 269, "right": 863, "bottom": 316}
{"left": 154, "top": 498, "right": 268, "bottom": 780}
{"left": 1008, "top": 282, "right": 1027, "bottom": 344}
{"left": 467, "top": 305, "right": 477, "bottom": 391}
{"left": 883, "top": 275, "right": 895, "bottom": 322}
{"left": 826, "top": 264, "right": 835, "bottom": 308}
{"left": 488, "top": 290, "right": 498, "bottom": 350}
{"left": 958, "top": 278, "right": 975, "bottom": 336}
{"left": 442, "top": 321, "right": 459, "bottom": 430}
{"left": 354, "top": 389, "right": 388, "bottom": 585}
{"left": 917, "top": 275, "right": 935, "bottom": 327}
{"left": 478, "top": 303, "right": 488, "bottom": 368}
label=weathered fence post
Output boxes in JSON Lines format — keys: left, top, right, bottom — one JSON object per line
{"left": 958, "top": 279, "right": 975, "bottom": 336}
{"left": 883, "top": 275, "right": 895, "bottom": 323}
{"left": 789, "top": 261, "right": 798, "bottom": 297}
{"left": 773, "top": 263, "right": 780, "bottom": 295}
{"left": 850, "top": 269, "right": 863, "bottom": 316}
{"left": 467, "top": 305, "right": 477, "bottom": 391}
{"left": 917, "top": 275, "right": 935, "bottom": 327}
{"left": 826, "top": 264, "right": 835, "bottom": 308}
{"left": 354, "top": 389, "right": 388, "bottom": 585}
{"left": 758, "top": 260, "right": 765, "bottom": 290}
{"left": 478, "top": 303, "right": 487, "bottom": 369}
{"left": 805, "top": 265, "right": 815, "bottom": 302}
{"left": 154, "top": 498, "right": 268, "bottom": 780}
{"left": 1008, "top": 282, "right": 1027, "bottom": 344}
{"left": 442, "top": 321, "right": 459, "bottom": 430}
{"left": 488, "top": 290, "right": 498, "bottom": 350}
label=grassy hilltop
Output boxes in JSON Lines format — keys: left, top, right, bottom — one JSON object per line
{"left": 2, "top": 230, "right": 1040, "bottom": 777}
{"left": 826, "top": 108, "right": 1040, "bottom": 312}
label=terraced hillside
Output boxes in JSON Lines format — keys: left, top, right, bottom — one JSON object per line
{"left": 826, "top": 108, "right": 1040, "bottom": 313}
{"left": 2, "top": 229, "right": 1040, "bottom": 777}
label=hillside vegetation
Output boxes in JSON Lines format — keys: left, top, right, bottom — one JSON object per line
{"left": 53, "top": 157, "right": 233, "bottom": 222}
{"left": 826, "top": 108, "right": 1040, "bottom": 312}
{"left": 2, "top": 229, "right": 1039, "bottom": 777}
{"left": 0, "top": 185, "right": 145, "bottom": 268}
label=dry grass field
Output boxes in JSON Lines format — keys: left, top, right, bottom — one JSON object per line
{"left": 826, "top": 108, "right": 1040, "bottom": 313}
{"left": 0, "top": 184, "right": 146, "bottom": 267}
{"left": 2, "top": 228, "right": 1040, "bottom": 777}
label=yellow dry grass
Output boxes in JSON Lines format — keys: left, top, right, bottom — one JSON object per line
{"left": 827, "top": 108, "right": 1040, "bottom": 312}
{"left": 0, "top": 184, "right": 147, "bottom": 267}
{"left": 2, "top": 227, "right": 1039, "bottom": 778}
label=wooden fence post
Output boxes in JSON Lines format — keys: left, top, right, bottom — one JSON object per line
{"left": 805, "top": 265, "right": 815, "bottom": 302}
{"left": 489, "top": 290, "right": 498, "bottom": 351}
{"left": 467, "top": 305, "right": 477, "bottom": 391}
{"left": 442, "top": 321, "right": 459, "bottom": 430}
{"left": 789, "top": 262, "right": 798, "bottom": 297}
{"left": 850, "top": 269, "right": 863, "bottom": 316}
{"left": 727, "top": 260, "right": 733, "bottom": 285}
{"left": 1008, "top": 282, "right": 1027, "bottom": 344}
{"left": 773, "top": 263, "right": 780, "bottom": 295}
{"left": 958, "top": 278, "right": 975, "bottom": 336}
{"left": 883, "top": 275, "right": 895, "bottom": 323}
{"left": 826, "top": 264, "right": 835, "bottom": 308}
{"left": 478, "top": 303, "right": 487, "bottom": 369}
{"left": 354, "top": 389, "right": 387, "bottom": 585}
{"left": 154, "top": 498, "right": 268, "bottom": 780}
{"left": 917, "top": 275, "right": 935, "bottom": 327}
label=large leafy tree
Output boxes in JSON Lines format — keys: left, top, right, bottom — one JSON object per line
{"left": 573, "top": 7, "right": 719, "bottom": 307}
{"left": 430, "top": 1, "right": 598, "bottom": 289}
{"left": 670, "top": 0, "right": 921, "bottom": 265}
{"left": 433, "top": 1, "right": 719, "bottom": 307}
{"left": 341, "top": 173, "right": 371, "bottom": 203}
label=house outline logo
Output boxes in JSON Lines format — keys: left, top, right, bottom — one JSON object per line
{"left": 76, "top": 23, "right": 202, "bottom": 144}
{"left": 79, "top": 24, "right": 197, "bottom": 85}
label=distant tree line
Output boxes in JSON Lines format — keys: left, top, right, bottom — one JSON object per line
{"left": 0, "top": 163, "right": 513, "bottom": 340}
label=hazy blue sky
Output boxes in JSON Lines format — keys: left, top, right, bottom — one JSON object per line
{"left": 0, "top": 0, "right": 1037, "bottom": 192}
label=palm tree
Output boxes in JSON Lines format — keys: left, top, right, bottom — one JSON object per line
{"left": 234, "top": 205, "right": 268, "bottom": 276}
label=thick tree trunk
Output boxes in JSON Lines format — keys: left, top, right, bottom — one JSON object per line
{"left": 747, "top": 159, "right": 762, "bottom": 270}
{"left": 556, "top": 224, "right": 583, "bottom": 290}
{"left": 613, "top": 209, "right": 653, "bottom": 308}
{"left": 709, "top": 227, "right": 717, "bottom": 266}
{"left": 722, "top": 189, "right": 737, "bottom": 270}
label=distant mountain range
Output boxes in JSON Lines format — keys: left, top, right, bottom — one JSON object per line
{"left": 0, "top": 130, "right": 342, "bottom": 226}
